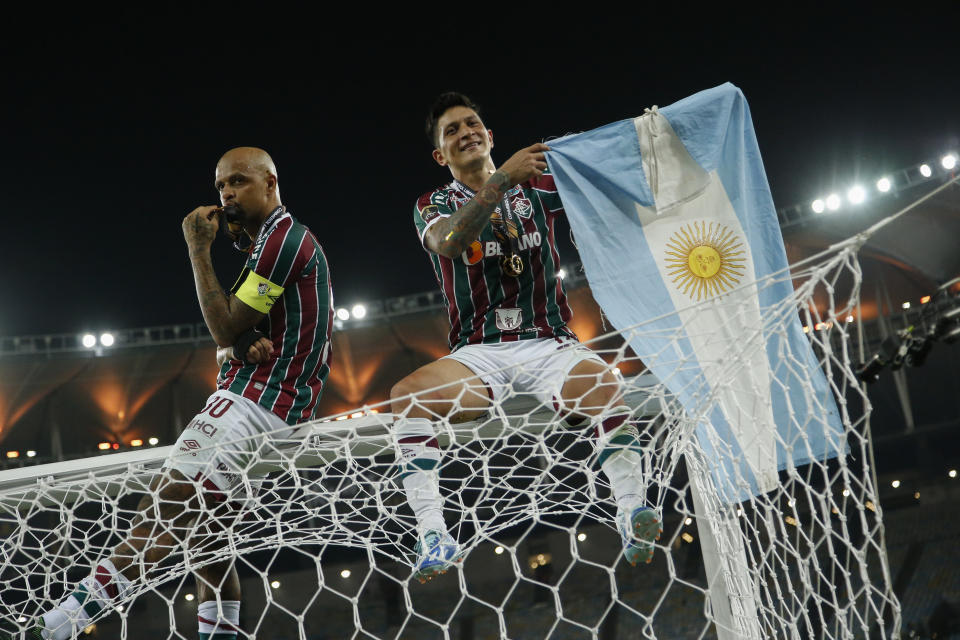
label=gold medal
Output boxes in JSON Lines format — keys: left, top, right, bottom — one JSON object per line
{"left": 502, "top": 254, "right": 524, "bottom": 277}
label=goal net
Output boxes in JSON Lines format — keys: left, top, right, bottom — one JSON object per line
{"left": 0, "top": 229, "right": 901, "bottom": 639}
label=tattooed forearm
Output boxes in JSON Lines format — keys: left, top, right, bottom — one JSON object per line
{"left": 187, "top": 247, "right": 236, "bottom": 346}
{"left": 431, "top": 170, "right": 510, "bottom": 257}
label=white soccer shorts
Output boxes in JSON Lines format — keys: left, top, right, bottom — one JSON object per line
{"left": 443, "top": 336, "right": 609, "bottom": 406}
{"left": 164, "top": 389, "right": 293, "bottom": 501}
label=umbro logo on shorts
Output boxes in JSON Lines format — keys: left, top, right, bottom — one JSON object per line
{"left": 183, "top": 439, "right": 201, "bottom": 450}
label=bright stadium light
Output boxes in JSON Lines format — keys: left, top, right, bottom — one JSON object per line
{"left": 891, "top": 479, "right": 900, "bottom": 488}
{"left": 685, "top": 517, "right": 693, "bottom": 525}
{"left": 825, "top": 193, "right": 841, "bottom": 211}
{"left": 942, "top": 154, "right": 957, "bottom": 170}
{"left": 335, "top": 308, "right": 349, "bottom": 321}
{"left": 6, "top": 451, "right": 19, "bottom": 458}
{"left": 351, "top": 304, "right": 367, "bottom": 319}
{"left": 876, "top": 177, "right": 891, "bottom": 192}
{"left": 97, "top": 442, "right": 111, "bottom": 451}
{"left": 81, "top": 334, "right": 97, "bottom": 348}
{"left": 130, "top": 439, "right": 143, "bottom": 447}
{"left": 494, "top": 545, "right": 505, "bottom": 554}
{"left": 949, "top": 469, "right": 957, "bottom": 478}
{"left": 557, "top": 268, "right": 567, "bottom": 279}
{"left": 919, "top": 163, "right": 932, "bottom": 178}
{"left": 811, "top": 199, "right": 825, "bottom": 214}
{"left": 847, "top": 185, "right": 866, "bottom": 205}
{"left": 184, "top": 594, "right": 195, "bottom": 602}
{"left": 340, "top": 569, "right": 351, "bottom": 578}
{"left": 270, "top": 580, "right": 280, "bottom": 588}
{"left": 100, "top": 333, "right": 115, "bottom": 347}
{"left": 902, "top": 302, "right": 911, "bottom": 310}
{"left": 576, "top": 533, "right": 586, "bottom": 542}
{"left": 148, "top": 437, "right": 159, "bottom": 446}
{"left": 26, "top": 450, "right": 36, "bottom": 458}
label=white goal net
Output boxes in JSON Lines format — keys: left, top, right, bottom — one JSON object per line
{"left": 0, "top": 224, "right": 903, "bottom": 640}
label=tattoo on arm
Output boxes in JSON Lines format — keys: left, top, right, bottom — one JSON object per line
{"left": 431, "top": 170, "right": 510, "bottom": 257}
{"left": 188, "top": 248, "right": 236, "bottom": 346}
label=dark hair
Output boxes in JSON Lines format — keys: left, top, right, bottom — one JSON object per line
{"left": 425, "top": 92, "right": 482, "bottom": 147}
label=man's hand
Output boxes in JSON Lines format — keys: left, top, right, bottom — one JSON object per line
{"left": 498, "top": 143, "right": 551, "bottom": 187}
{"left": 242, "top": 336, "right": 274, "bottom": 364}
{"left": 182, "top": 205, "right": 221, "bottom": 251}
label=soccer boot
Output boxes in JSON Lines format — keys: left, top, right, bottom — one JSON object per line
{"left": 412, "top": 530, "right": 462, "bottom": 583}
{"left": 618, "top": 505, "right": 662, "bottom": 566}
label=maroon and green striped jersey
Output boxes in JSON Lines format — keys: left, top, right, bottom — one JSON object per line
{"left": 218, "top": 209, "right": 333, "bottom": 425}
{"left": 413, "top": 170, "right": 575, "bottom": 351}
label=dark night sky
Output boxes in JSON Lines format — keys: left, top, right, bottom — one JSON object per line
{"left": 2, "top": 10, "right": 956, "bottom": 337}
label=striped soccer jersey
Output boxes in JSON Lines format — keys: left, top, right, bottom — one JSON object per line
{"left": 413, "top": 170, "right": 575, "bottom": 351}
{"left": 218, "top": 209, "right": 333, "bottom": 425}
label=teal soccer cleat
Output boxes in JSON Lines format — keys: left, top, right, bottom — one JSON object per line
{"left": 412, "top": 530, "right": 462, "bottom": 583}
{"left": 618, "top": 506, "right": 662, "bottom": 566}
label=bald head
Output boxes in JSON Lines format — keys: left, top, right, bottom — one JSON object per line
{"left": 217, "top": 146, "right": 278, "bottom": 180}
{"left": 214, "top": 147, "right": 282, "bottom": 226}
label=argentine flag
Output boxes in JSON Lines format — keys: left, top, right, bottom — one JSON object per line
{"left": 546, "top": 83, "right": 845, "bottom": 503}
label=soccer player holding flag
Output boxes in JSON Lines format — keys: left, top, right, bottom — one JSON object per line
{"left": 6, "top": 148, "right": 333, "bottom": 640}
{"left": 391, "top": 93, "right": 661, "bottom": 582}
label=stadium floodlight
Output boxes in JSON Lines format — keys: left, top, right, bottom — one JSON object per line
{"left": 902, "top": 302, "right": 911, "bottom": 310}
{"left": 557, "top": 268, "right": 567, "bottom": 279}
{"left": 97, "top": 443, "right": 111, "bottom": 451}
{"left": 876, "top": 177, "right": 891, "bottom": 192}
{"left": 576, "top": 533, "right": 587, "bottom": 542}
{"left": 17, "top": 617, "right": 26, "bottom": 623}
{"left": 681, "top": 533, "right": 695, "bottom": 543}
{"left": 847, "top": 185, "right": 866, "bottom": 205}
{"left": 26, "top": 450, "right": 36, "bottom": 458}
{"left": 919, "top": 163, "right": 932, "bottom": 177}
{"left": 949, "top": 469, "right": 957, "bottom": 478}
{"left": 130, "top": 439, "right": 143, "bottom": 447}
{"left": 351, "top": 304, "right": 367, "bottom": 320}
{"left": 811, "top": 199, "right": 825, "bottom": 213}
{"left": 6, "top": 451, "right": 19, "bottom": 458}
{"left": 846, "top": 315, "right": 854, "bottom": 323}
{"left": 942, "top": 154, "right": 957, "bottom": 170}
{"left": 184, "top": 594, "right": 195, "bottom": 602}
{"left": 825, "top": 193, "right": 841, "bottom": 211}
{"left": 148, "top": 437, "right": 159, "bottom": 446}
{"left": 841, "top": 489, "right": 850, "bottom": 497}
{"left": 99, "top": 333, "right": 115, "bottom": 347}
{"left": 340, "top": 569, "right": 351, "bottom": 578}
{"left": 335, "top": 308, "right": 349, "bottom": 321}
{"left": 891, "top": 479, "right": 900, "bottom": 488}
{"left": 81, "top": 334, "right": 97, "bottom": 348}
{"left": 270, "top": 580, "right": 280, "bottom": 588}
{"left": 494, "top": 545, "right": 505, "bottom": 554}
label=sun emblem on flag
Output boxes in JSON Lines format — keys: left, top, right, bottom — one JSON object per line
{"left": 664, "top": 221, "right": 746, "bottom": 301}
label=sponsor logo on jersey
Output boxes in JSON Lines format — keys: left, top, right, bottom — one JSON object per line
{"left": 495, "top": 308, "right": 523, "bottom": 331}
{"left": 461, "top": 232, "right": 543, "bottom": 265}
{"left": 188, "top": 418, "right": 218, "bottom": 438}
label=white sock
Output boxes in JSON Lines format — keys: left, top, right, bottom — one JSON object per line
{"left": 198, "top": 599, "right": 241, "bottom": 639}
{"left": 395, "top": 417, "right": 446, "bottom": 534}
{"left": 42, "top": 560, "right": 131, "bottom": 640}
{"left": 594, "top": 413, "right": 647, "bottom": 513}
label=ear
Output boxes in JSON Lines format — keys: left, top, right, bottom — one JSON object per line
{"left": 432, "top": 148, "right": 447, "bottom": 167}
{"left": 487, "top": 129, "right": 494, "bottom": 149}
{"left": 265, "top": 174, "right": 278, "bottom": 193}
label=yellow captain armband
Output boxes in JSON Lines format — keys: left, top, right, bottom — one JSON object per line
{"left": 235, "top": 270, "right": 284, "bottom": 313}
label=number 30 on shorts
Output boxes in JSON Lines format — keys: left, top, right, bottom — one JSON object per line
{"left": 200, "top": 396, "right": 234, "bottom": 418}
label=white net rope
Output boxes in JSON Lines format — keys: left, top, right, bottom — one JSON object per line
{"left": 0, "top": 236, "right": 901, "bottom": 639}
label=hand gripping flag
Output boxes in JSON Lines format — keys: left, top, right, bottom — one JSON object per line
{"left": 546, "top": 83, "right": 845, "bottom": 503}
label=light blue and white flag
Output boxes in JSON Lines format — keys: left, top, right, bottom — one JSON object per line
{"left": 546, "top": 83, "right": 845, "bottom": 503}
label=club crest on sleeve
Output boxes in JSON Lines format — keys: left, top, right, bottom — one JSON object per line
{"left": 419, "top": 204, "right": 440, "bottom": 224}
{"left": 257, "top": 282, "right": 270, "bottom": 296}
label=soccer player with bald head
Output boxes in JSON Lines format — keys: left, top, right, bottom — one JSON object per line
{"left": 10, "top": 148, "right": 333, "bottom": 640}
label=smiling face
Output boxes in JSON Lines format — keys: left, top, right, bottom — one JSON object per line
{"left": 432, "top": 105, "right": 494, "bottom": 173}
